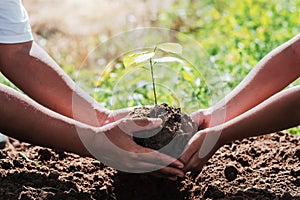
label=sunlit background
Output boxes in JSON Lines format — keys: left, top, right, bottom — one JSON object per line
{"left": 23, "top": 0, "right": 174, "bottom": 66}
{"left": 2, "top": 0, "right": 300, "bottom": 132}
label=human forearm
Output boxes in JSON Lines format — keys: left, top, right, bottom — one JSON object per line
{"left": 182, "top": 35, "right": 300, "bottom": 172}
{"left": 0, "top": 41, "right": 109, "bottom": 126}
{"left": 0, "top": 84, "right": 184, "bottom": 178}
{"left": 219, "top": 85, "right": 300, "bottom": 144}
{"left": 207, "top": 34, "right": 300, "bottom": 126}
{"left": 0, "top": 84, "right": 92, "bottom": 156}
{"left": 180, "top": 86, "right": 300, "bottom": 172}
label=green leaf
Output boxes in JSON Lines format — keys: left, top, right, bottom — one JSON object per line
{"left": 123, "top": 54, "right": 135, "bottom": 68}
{"left": 157, "top": 43, "right": 183, "bottom": 54}
{"left": 134, "top": 52, "right": 155, "bottom": 64}
{"left": 153, "top": 56, "right": 184, "bottom": 63}
{"left": 123, "top": 52, "right": 145, "bottom": 68}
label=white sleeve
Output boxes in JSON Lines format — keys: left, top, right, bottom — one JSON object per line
{"left": 0, "top": 0, "right": 33, "bottom": 44}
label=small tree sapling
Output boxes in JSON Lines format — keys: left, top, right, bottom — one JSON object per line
{"left": 123, "top": 43, "right": 197, "bottom": 157}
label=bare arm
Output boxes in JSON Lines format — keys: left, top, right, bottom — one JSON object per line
{"left": 220, "top": 85, "right": 300, "bottom": 143}
{"left": 0, "top": 84, "right": 184, "bottom": 179}
{"left": 182, "top": 34, "right": 300, "bottom": 172}
{"left": 181, "top": 85, "right": 300, "bottom": 171}
{"left": 194, "top": 34, "right": 300, "bottom": 128}
{"left": 0, "top": 83, "right": 92, "bottom": 155}
{"left": 0, "top": 41, "right": 109, "bottom": 126}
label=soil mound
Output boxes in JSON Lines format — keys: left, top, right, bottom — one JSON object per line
{"left": 129, "top": 103, "right": 198, "bottom": 157}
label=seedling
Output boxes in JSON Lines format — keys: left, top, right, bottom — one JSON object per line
{"left": 123, "top": 43, "right": 198, "bottom": 156}
{"left": 123, "top": 42, "right": 183, "bottom": 105}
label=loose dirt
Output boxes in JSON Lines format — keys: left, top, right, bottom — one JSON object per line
{"left": 0, "top": 132, "right": 299, "bottom": 199}
{"left": 129, "top": 103, "right": 198, "bottom": 157}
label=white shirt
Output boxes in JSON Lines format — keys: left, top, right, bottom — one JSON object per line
{"left": 0, "top": 0, "right": 33, "bottom": 43}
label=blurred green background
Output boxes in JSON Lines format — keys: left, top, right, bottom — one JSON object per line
{"left": 1, "top": 0, "right": 299, "bottom": 133}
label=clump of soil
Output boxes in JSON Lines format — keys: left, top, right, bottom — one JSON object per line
{"left": 224, "top": 164, "right": 238, "bottom": 182}
{"left": 129, "top": 103, "right": 198, "bottom": 157}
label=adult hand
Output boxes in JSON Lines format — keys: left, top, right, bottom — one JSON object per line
{"left": 82, "top": 117, "right": 185, "bottom": 180}
{"left": 179, "top": 128, "right": 223, "bottom": 172}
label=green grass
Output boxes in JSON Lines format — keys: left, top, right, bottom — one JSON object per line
{"left": 157, "top": 0, "right": 300, "bottom": 134}
{"left": 1, "top": 0, "right": 299, "bottom": 133}
{"left": 158, "top": 0, "right": 300, "bottom": 86}
{"left": 72, "top": 0, "right": 300, "bottom": 111}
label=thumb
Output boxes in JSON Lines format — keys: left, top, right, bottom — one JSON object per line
{"left": 180, "top": 131, "right": 205, "bottom": 165}
{"left": 190, "top": 109, "right": 211, "bottom": 129}
{"left": 190, "top": 111, "right": 203, "bottom": 126}
{"left": 108, "top": 107, "right": 132, "bottom": 122}
{"left": 118, "top": 118, "right": 162, "bottom": 135}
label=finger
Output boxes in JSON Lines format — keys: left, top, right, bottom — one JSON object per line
{"left": 169, "top": 159, "right": 185, "bottom": 169}
{"left": 139, "top": 148, "right": 184, "bottom": 170}
{"left": 179, "top": 132, "right": 203, "bottom": 165}
{"left": 183, "top": 153, "right": 203, "bottom": 172}
{"left": 184, "top": 143, "right": 216, "bottom": 173}
{"left": 130, "top": 118, "right": 162, "bottom": 127}
{"left": 150, "top": 172, "right": 178, "bottom": 181}
{"left": 179, "top": 153, "right": 191, "bottom": 167}
{"left": 190, "top": 110, "right": 203, "bottom": 126}
{"left": 109, "top": 107, "right": 132, "bottom": 121}
{"left": 183, "top": 152, "right": 197, "bottom": 172}
{"left": 109, "top": 106, "right": 154, "bottom": 122}
{"left": 190, "top": 109, "right": 211, "bottom": 130}
{"left": 148, "top": 164, "right": 185, "bottom": 180}
{"left": 143, "top": 105, "right": 155, "bottom": 109}
{"left": 118, "top": 118, "right": 162, "bottom": 134}
{"left": 157, "top": 165, "right": 185, "bottom": 178}
{"left": 123, "top": 159, "right": 183, "bottom": 177}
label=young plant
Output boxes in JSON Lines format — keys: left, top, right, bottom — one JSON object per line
{"left": 123, "top": 42, "right": 183, "bottom": 106}
{"left": 124, "top": 43, "right": 199, "bottom": 155}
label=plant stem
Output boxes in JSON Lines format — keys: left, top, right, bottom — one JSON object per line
{"left": 150, "top": 58, "right": 157, "bottom": 105}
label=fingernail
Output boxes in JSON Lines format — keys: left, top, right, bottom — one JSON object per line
{"left": 177, "top": 173, "right": 185, "bottom": 178}
{"left": 168, "top": 176, "right": 177, "bottom": 181}
{"left": 175, "top": 161, "right": 184, "bottom": 169}
{"left": 177, "top": 163, "right": 184, "bottom": 169}
{"left": 150, "top": 118, "right": 162, "bottom": 125}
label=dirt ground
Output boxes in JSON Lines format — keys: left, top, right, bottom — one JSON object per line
{"left": 0, "top": 132, "right": 299, "bottom": 199}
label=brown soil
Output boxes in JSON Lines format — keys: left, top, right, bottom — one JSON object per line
{"left": 0, "top": 132, "right": 299, "bottom": 200}
{"left": 129, "top": 103, "right": 198, "bottom": 157}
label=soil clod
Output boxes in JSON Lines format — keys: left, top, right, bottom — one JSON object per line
{"left": 129, "top": 103, "right": 198, "bottom": 157}
{"left": 224, "top": 165, "right": 238, "bottom": 182}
